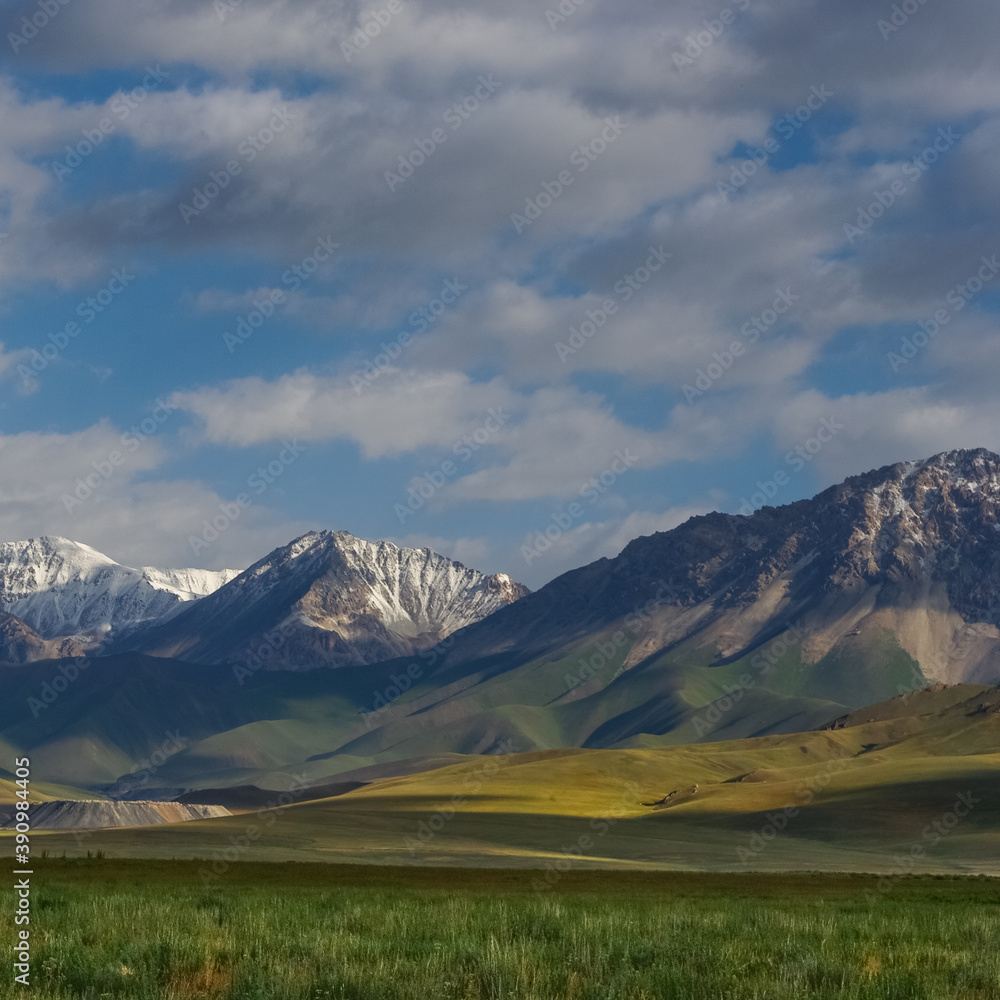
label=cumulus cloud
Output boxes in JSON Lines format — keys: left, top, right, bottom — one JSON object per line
{"left": 2, "top": 0, "right": 999, "bottom": 584}
{"left": 0, "top": 424, "right": 314, "bottom": 570}
{"left": 172, "top": 371, "right": 706, "bottom": 502}
{"left": 170, "top": 369, "right": 516, "bottom": 457}
{"left": 768, "top": 388, "right": 1000, "bottom": 487}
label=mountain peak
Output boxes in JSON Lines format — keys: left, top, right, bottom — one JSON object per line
{"left": 849, "top": 447, "right": 1000, "bottom": 491}
{"left": 131, "top": 531, "right": 530, "bottom": 670}
{"left": 0, "top": 538, "right": 239, "bottom": 641}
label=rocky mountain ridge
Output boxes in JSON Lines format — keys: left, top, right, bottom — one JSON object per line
{"left": 420, "top": 448, "right": 1000, "bottom": 685}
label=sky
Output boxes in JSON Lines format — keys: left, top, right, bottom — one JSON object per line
{"left": 1, "top": 0, "right": 999, "bottom": 589}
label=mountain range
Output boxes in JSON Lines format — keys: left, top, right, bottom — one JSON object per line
{"left": 0, "top": 536, "right": 238, "bottom": 649}
{"left": 1, "top": 448, "right": 998, "bottom": 807}
{"left": 0, "top": 532, "right": 528, "bottom": 669}
{"left": 127, "top": 530, "right": 530, "bottom": 670}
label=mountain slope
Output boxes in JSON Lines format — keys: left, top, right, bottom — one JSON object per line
{"left": 421, "top": 448, "right": 1000, "bottom": 680}
{"left": 0, "top": 611, "right": 87, "bottom": 663}
{"left": 0, "top": 537, "right": 238, "bottom": 642}
{"left": 129, "top": 530, "right": 529, "bottom": 670}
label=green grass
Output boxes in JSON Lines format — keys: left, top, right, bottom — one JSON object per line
{"left": 2, "top": 861, "right": 999, "bottom": 999}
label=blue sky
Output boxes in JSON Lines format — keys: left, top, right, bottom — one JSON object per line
{"left": 1, "top": 0, "right": 999, "bottom": 587}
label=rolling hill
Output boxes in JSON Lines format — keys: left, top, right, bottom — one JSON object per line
{"left": 21, "top": 685, "right": 1000, "bottom": 873}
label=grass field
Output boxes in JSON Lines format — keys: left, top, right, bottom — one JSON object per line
{"left": 2, "top": 860, "right": 998, "bottom": 1000}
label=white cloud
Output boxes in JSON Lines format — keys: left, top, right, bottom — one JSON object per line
{"left": 769, "top": 388, "right": 1000, "bottom": 488}
{"left": 0, "top": 424, "right": 313, "bottom": 570}
{"left": 0, "top": 342, "right": 32, "bottom": 382}
{"left": 170, "top": 369, "right": 516, "bottom": 457}
{"left": 3, "top": 0, "right": 1000, "bottom": 589}
{"left": 172, "top": 371, "right": 713, "bottom": 502}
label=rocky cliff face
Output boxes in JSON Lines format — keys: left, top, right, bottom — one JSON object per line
{"left": 131, "top": 530, "right": 530, "bottom": 670}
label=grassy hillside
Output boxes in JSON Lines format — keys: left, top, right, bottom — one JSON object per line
{"left": 16, "top": 685, "right": 999, "bottom": 873}
{"left": 0, "top": 622, "right": 930, "bottom": 796}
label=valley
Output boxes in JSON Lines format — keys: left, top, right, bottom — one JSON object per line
{"left": 0, "top": 450, "right": 998, "bottom": 875}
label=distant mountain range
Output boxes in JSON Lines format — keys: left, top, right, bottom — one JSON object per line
{"left": 126, "top": 530, "right": 530, "bottom": 670}
{"left": 1, "top": 449, "right": 998, "bottom": 801}
{"left": 0, "top": 531, "right": 528, "bottom": 669}
{"left": 0, "top": 537, "right": 238, "bottom": 647}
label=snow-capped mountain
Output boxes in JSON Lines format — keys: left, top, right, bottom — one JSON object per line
{"left": 130, "top": 530, "right": 530, "bottom": 670}
{"left": 0, "top": 537, "right": 239, "bottom": 642}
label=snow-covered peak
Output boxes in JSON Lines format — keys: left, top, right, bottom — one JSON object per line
{"left": 0, "top": 537, "right": 240, "bottom": 641}
{"left": 133, "top": 529, "right": 531, "bottom": 670}
{"left": 221, "top": 528, "right": 530, "bottom": 638}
